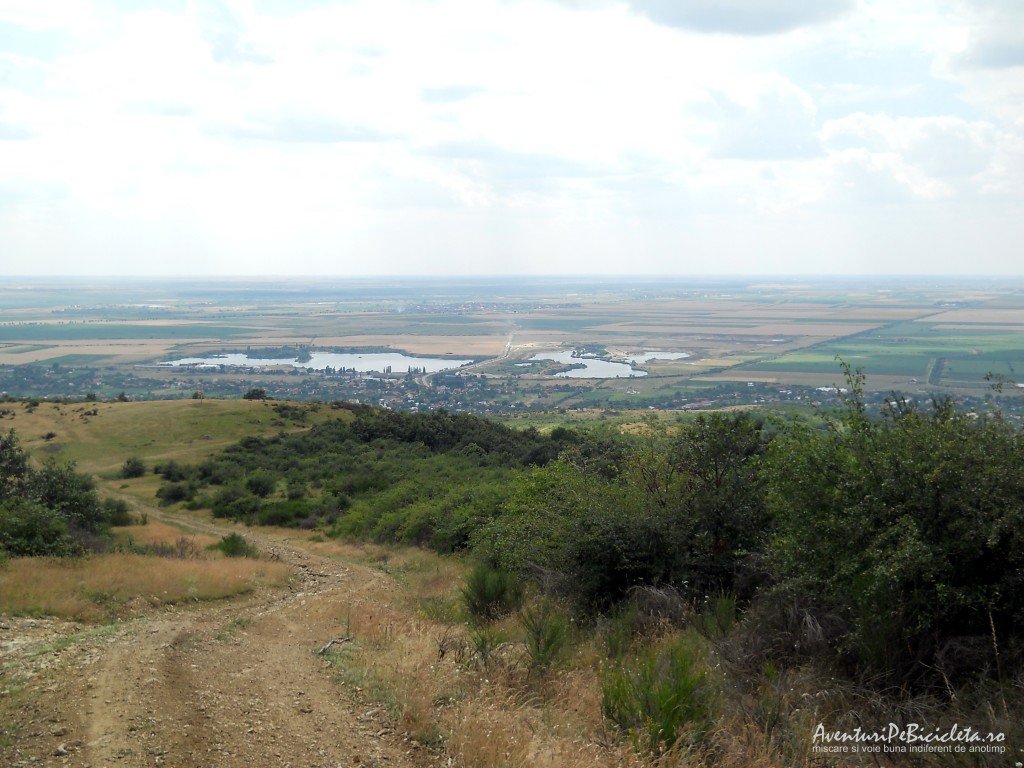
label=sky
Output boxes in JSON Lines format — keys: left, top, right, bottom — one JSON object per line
{"left": 0, "top": 0, "right": 1022, "bottom": 276}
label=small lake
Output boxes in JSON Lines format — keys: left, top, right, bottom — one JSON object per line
{"left": 160, "top": 352, "right": 473, "bottom": 373}
{"left": 529, "top": 351, "right": 646, "bottom": 378}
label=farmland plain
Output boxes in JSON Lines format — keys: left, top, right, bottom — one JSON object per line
{"left": 1, "top": 277, "right": 1022, "bottom": 413}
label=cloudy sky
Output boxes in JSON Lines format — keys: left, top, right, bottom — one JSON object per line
{"left": 0, "top": 0, "right": 1022, "bottom": 276}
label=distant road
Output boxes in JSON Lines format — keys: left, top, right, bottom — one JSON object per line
{"left": 417, "top": 323, "right": 517, "bottom": 387}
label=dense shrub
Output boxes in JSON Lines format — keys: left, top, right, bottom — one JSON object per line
{"left": 24, "top": 461, "right": 106, "bottom": 531}
{"left": 601, "top": 633, "right": 716, "bottom": 754}
{"left": 669, "top": 413, "right": 769, "bottom": 597}
{"left": 103, "top": 497, "right": 133, "bottom": 527}
{"left": 343, "top": 404, "right": 570, "bottom": 466}
{"left": 245, "top": 470, "right": 278, "bottom": 498}
{"left": 154, "top": 460, "right": 189, "bottom": 482}
{"left": 156, "top": 482, "right": 194, "bottom": 505}
{"left": 0, "top": 430, "right": 113, "bottom": 554}
{"left": 286, "top": 478, "right": 307, "bottom": 500}
{"left": 256, "top": 499, "right": 310, "bottom": 527}
{"left": 196, "top": 459, "right": 242, "bottom": 485}
{"left": 0, "top": 430, "right": 30, "bottom": 499}
{"left": 476, "top": 413, "right": 769, "bottom": 610}
{"left": 462, "top": 563, "right": 523, "bottom": 623}
{"left": 562, "top": 491, "right": 681, "bottom": 610}
{"left": 119, "top": 456, "right": 146, "bottom": 479}
{"left": 0, "top": 499, "right": 71, "bottom": 556}
{"left": 155, "top": 405, "right": 567, "bottom": 548}
{"left": 209, "top": 532, "right": 259, "bottom": 558}
{"left": 210, "top": 485, "right": 261, "bottom": 520}
{"left": 767, "top": 369, "right": 1024, "bottom": 684}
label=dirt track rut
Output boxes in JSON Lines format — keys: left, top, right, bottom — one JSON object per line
{"left": 1, "top": 510, "right": 434, "bottom": 768}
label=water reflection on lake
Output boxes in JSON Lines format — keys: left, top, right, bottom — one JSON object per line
{"left": 529, "top": 351, "right": 646, "bottom": 378}
{"left": 160, "top": 352, "right": 472, "bottom": 373}
{"left": 626, "top": 351, "right": 691, "bottom": 363}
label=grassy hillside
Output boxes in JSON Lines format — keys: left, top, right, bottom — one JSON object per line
{"left": 1, "top": 398, "right": 337, "bottom": 476}
{"left": 0, "top": 399, "right": 303, "bottom": 622}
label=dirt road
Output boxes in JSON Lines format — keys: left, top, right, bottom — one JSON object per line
{"left": 0, "top": 509, "right": 437, "bottom": 768}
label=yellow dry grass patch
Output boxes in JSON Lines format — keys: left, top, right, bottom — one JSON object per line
{"left": 331, "top": 597, "right": 638, "bottom": 768}
{"left": 0, "top": 554, "right": 290, "bottom": 623}
{"left": 311, "top": 545, "right": 640, "bottom": 768}
{"left": 4, "top": 399, "right": 337, "bottom": 476}
{"left": 112, "top": 520, "right": 219, "bottom": 550}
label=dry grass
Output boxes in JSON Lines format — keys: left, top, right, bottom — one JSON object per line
{"left": 112, "top": 520, "right": 219, "bottom": 550}
{"left": 3, "top": 399, "right": 335, "bottom": 476}
{"left": 0, "top": 554, "right": 290, "bottom": 622}
{"left": 314, "top": 545, "right": 646, "bottom": 768}
{"left": 312, "top": 545, "right": 1023, "bottom": 768}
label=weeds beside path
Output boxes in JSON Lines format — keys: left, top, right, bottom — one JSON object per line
{"left": 0, "top": 502, "right": 437, "bottom": 768}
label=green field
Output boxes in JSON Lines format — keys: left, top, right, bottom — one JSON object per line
{"left": 744, "top": 321, "right": 1024, "bottom": 386}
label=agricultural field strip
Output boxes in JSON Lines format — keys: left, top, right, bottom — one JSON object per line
{"left": 739, "top": 312, "right": 1024, "bottom": 385}
{"left": 4, "top": 291, "right": 1022, "bottom": 393}
{"left": 695, "top": 309, "right": 948, "bottom": 382}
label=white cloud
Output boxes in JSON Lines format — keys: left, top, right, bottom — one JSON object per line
{"left": 954, "top": 0, "right": 1024, "bottom": 69}
{"left": 823, "top": 114, "right": 1000, "bottom": 178}
{"left": 0, "top": 0, "right": 1021, "bottom": 275}
{"left": 196, "top": 0, "right": 274, "bottom": 65}
{"left": 713, "top": 76, "right": 822, "bottom": 159}
{"left": 623, "top": 0, "right": 853, "bottom": 35}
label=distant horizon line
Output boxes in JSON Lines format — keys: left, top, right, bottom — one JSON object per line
{"left": 3, "top": 274, "right": 1024, "bottom": 282}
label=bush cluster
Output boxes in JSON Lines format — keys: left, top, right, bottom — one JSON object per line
{"left": 119, "top": 456, "right": 146, "bottom": 479}
{"left": 156, "top": 407, "right": 575, "bottom": 543}
{"left": 474, "top": 377, "right": 1024, "bottom": 686}
{"left": 766, "top": 374, "right": 1024, "bottom": 683}
{"left": 208, "top": 532, "right": 259, "bottom": 558}
{"left": 0, "top": 430, "right": 121, "bottom": 556}
{"left": 475, "top": 411, "right": 769, "bottom": 609}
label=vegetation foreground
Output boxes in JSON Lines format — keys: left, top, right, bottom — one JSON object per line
{"left": 1, "top": 371, "right": 1022, "bottom": 767}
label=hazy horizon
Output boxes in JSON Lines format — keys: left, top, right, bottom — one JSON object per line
{"left": 1, "top": 1, "right": 1022, "bottom": 277}
{"left": 6, "top": 274, "right": 1024, "bottom": 285}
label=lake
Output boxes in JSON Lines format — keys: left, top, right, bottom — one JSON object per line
{"left": 529, "top": 351, "right": 646, "bottom": 378}
{"left": 626, "top": 351, "right": 692, "bottom": 363}
{"left": 160, "top": 351, "right": 473, "bottom": 373}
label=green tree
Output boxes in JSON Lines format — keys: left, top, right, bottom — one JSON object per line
{"left": 0, "top": 499, "right": 71, "bottom": 556}
{"left": 668, "top": 412, "right": 769, "bottom": 596}
{"left": 24, "top": 461, "right": 106, "bottom": 532}
{"left": 476, "top": 415, "right": 769, "bottom": 610}
{"left": 0, "top": 429, "right": 29, "bottom": 501}
{"left": 766, "top": 368, "right": 1024, "bottom": 683}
